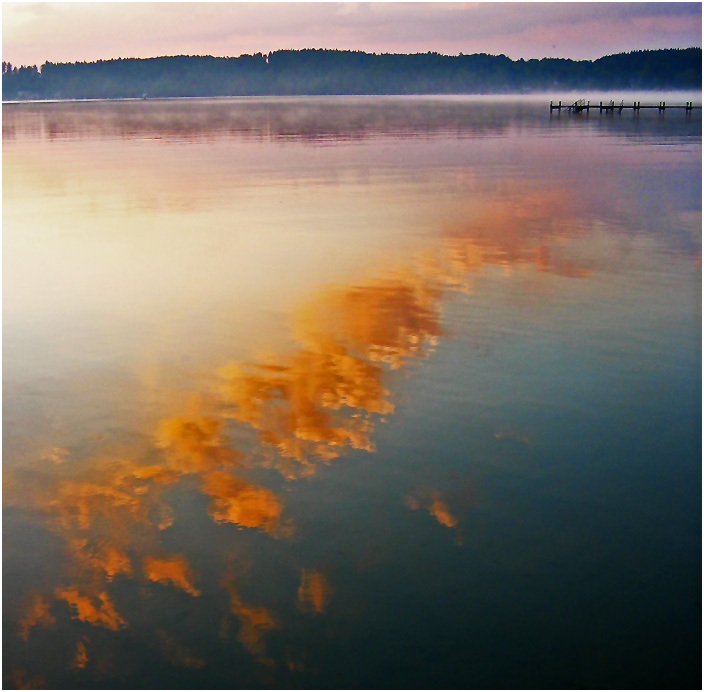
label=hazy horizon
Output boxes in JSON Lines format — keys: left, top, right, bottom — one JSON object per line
{"left": 3, "top": 3, "right": 701, "bottom": 67}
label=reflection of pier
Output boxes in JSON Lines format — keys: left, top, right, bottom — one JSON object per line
{"left": 550, "top": 99, "right": 701, "bottom": 114}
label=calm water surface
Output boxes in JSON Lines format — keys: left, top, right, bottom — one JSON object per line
{"left": 3, "top": 96, "right": 701, "bottom": 689}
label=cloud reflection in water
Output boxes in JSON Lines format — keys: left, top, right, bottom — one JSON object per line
{"left": 5, "top": 180, "right": 594, "bottom": 685}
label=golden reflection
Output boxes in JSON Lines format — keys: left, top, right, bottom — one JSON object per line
{"left": 69, "top": 539, "right": 133, "bottom": 582}
{"left": 46, "top": 459, "right": 179, "bottom": 535}
{"left": 156, "top": 413, "right": 242, "bottom": 474}
{"left": 223, "top": 577, "right": 278, "bottom": 663}
{"left": 291, "top": 277, "right": 443, "bottom": 369}
{"left": 71, "top": 640, "right": 89, "bottom": 670}
{"left": 406, "top": 489, "right": 462, "bottom": 544}
{"left": 297, "top": 569, "right": 331, "bottom": 615}
{"left": 4, "top": 175, "right": 593, "bottom": 683}
{"left": 440, "top": 188, "right": 592, "bottom": 279}
{"left": 18, "top": 594, "right": 56, "bottom": 641}
{"left": 201, "top": 471, "right": 288, "bottom": 535}
{"left": 214, "top": 184, "right": 590, "bottom": 481}
{"left": 219, "top": 355, "right": 384, "bottom": 478}
{"left": 143, "top": 555, "right": 201, "bottom": 596}
{"left": 428, "top": 494, "right": 458, "bottom": 529}
{"left": 55, "top": 586, "right": 127, "bottom": 630}
{"left": 218, "top": 272, "right": 446, "bottom": 477}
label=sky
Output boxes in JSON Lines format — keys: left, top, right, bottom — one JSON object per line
{"left": 2, "top": 2, "right": 701, "bottom": 67}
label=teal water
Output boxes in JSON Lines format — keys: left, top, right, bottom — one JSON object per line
{"left": 3, "top": 96, "right": 701, "bottom": 689}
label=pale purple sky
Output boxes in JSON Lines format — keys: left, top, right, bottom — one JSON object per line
{"left": 3, "top": 2, "right": 701, "bottom": 67}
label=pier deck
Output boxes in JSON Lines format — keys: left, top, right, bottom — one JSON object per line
{"left": 550, "top": 99, "right": 701, "bottom": 114}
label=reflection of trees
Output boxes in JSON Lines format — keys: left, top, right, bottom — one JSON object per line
{"left": 3, "top": 100, "right": 521, "bottom": 143}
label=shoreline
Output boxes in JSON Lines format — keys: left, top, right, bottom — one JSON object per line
{"left": 4, "top": 91, "right": 703, "bottom": 106}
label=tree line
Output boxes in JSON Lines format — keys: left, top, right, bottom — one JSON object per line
{"left": 2, "top": 48, "right": 701, "bottom": 100}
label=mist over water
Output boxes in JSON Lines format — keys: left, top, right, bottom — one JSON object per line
{"left": 3, "top": 96, "right": 701, "bottom": 689}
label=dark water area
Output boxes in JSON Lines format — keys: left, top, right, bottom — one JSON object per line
{"left": 3, "top": 96, "right": 701, "bottom": 689}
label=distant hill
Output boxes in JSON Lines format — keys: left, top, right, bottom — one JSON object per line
{"left": 2, "top": 48, "right": 701, "bottom": 100}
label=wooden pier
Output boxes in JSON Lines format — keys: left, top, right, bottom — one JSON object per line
{"left": 550, "top": 99, "right": 701, "bottom": 114}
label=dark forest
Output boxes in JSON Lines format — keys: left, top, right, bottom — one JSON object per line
{"left": 2, "top": 47, "right": 701, "bottom": 100}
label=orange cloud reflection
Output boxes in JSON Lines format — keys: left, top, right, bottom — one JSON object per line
{"left": 55, "top": 586, "right": 127, "bottom": 630}
{"left": 292, "top": 277, "right": 444, "bottom": 369}
{"left": 406, "top": 489, "right": 461, "bottom": 542}
{"left": 68, "top": 539, "right": 133, "bottom": 582}
{"left": 71, "top": 640, "right": 89, "bottom": 669}
{"left": 219, "top": 272, "right": 446, "bottom": 477}
{"left": 224, "top": 579, "right": 278, "bottom": 662}
{"left": 18, "top": 594, "right": 56, "bottom": 641}
{"left": 428, "top": 495, "right": 458, "bottom": 528}
{"left": 297, "top": 569, "right": 331, "bottom": 615}
{"left": 156, "top": 414, "right": 242, "bottom": 474}
{"left": 143, "top": 555, "right": 200, "bottom": 597}
{"left": 441, "top": 187, "right": 592, "bottom": 279}
{"left": 220, "top": 355, "right": 384, "bottom": 477}
{"left": 4, "top": 175, "right": 595, "bottom": 682}
{"left": 201, "top": 471, "right": 286, "bottom": 534}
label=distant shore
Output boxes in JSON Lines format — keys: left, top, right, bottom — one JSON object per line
{"left": 3, "top": 48, "right": 701, "bottom": 101}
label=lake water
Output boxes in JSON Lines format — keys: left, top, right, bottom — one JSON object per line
{"left": 3, "top": 96, "right": 701, "bottom": 689}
